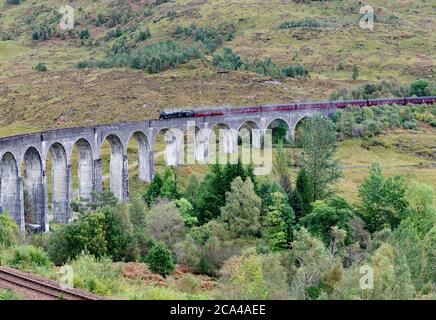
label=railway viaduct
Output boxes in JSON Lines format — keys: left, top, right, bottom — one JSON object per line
{"left": 0, "top": 106, "right": 334, "bottom": 232}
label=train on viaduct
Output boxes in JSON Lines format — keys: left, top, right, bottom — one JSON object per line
{"left": 0, "top": 96, "right": 435, "bottom": 232}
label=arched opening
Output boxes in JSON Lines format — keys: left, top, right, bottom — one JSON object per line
{"left": 293, "top": 116, "right": 310, "bottom": 147}
{"left": 0, "top": 152, "right": 22, "bottom": 228}
{"left": 237, "top": 121, "right": 262, "bottom": 166}
{"left": 46, "top": 143, "right": 70, "bottom": 223}
{"left": 101, "top": 134, "right": 125, "bottom": 200}
{"left": 22, "top": 147, "right": 46, "bottom": 233}
{"left": 267, "top": 119, "right": 290, "bottom": 145}
{"left": 154, "top": 128, "right": 181, "bottom": 168}
{"left": 127, "top": 131, "right": 152, "bottom": 194}
{"left": 211, "top": 123, "right": 237, "bottom": 164}
{"left": 238, "top": 121, "right": 261, "bottom": 146}
{"left": 183, "top": 125, "right": 203, "bottom": 164}
{"left": 71, "top": 138, "right": 93, "bottom": 202}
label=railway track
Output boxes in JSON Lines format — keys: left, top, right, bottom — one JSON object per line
{"left": 0, "top": 267, "right": 102, "bottom": 300}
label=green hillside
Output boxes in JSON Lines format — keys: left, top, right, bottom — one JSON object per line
{"left": 0, "top": 0, "right": 435, "bottom": 134}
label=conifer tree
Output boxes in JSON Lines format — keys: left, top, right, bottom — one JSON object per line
{"left": 263, "top": 192, "right": 293, "bottom": 251}
{"left": 300, "top": 114, "right": 341, "bottom": 200}
{"left": 220, "top": 177, "right": 261, "bottom": 238}
{"left": 146, "top": 242, "right": 175, "bottom": 277}
{"left": 161, "top": 167, "right": 180, "bottom": 199}
{"left": 184, "top": 174, "right": 199, "bottom": 203}
{"left": 273, "top": 140, "right": 292, "bottom": 199}
{"left": 144, "top": 172, "right": 163, "bottom": 205}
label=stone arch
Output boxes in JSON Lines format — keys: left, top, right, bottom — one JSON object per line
{"left": 154, "top": 128, "right": 183, "bottom": 167}
{"left": 237, "top": 120, "right": 262, "bottom": 149}
{"left": 183, "top": 124, "right": 203, "bottom": 164}
{"left": 292, "top": 114, "right": 313, "bottom": 146}
{"left": 101, "top": 134, "right": 126, "bottom": 201}
{"left": 266, "top": 118, "right": 291, "bottom": 144}
{"left": 47, "top": 142, "right": 70, "bottom": 223}
{"left": 127, "top": 131, "right": 153, "bottom": 182}
{"left": 208, "top": 122, "right": 238, "bottom": 164}
{"left": 22, "top": 147, "right": 47, "bottom": 232}
{"left": 0, "top": 152, "right": 22, "bottom": 228}
{"left": 72, "top": 138, "right": 94, "bottom": 201}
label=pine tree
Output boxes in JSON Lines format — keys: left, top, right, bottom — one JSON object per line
{"left": 129, "top": 194, "right": 147, "bottom": 228}
{"left": 300, "top": 114, "right": 342, "bottom": 200}
{"left": 352, "top": 65, "right": 359, "bottom": 80}
{"left": 220, "top": 177, "right": 261, "bottom": 238}
{"left": 263, "top": 192, "right": 292, "bottom": 251}
{"left": 146, "top": 242, "right": 175, "bottom": 277}
{"left": 196, "top": 165, "right": 226, "bottom": 223}
{"left": 184, "top": 174, "right": 199, "bottom": 203}
{"left": 294, "top": 168, "right": 314, "bottom": 218}
{"left": 161, "top": 167, "right": 180, "bottom": 200}
{"left": 144, "top": 172, "right": 163, "bottom": 205}
{"left": 196, "top": 164, "right": 257, "bottom": 224}
{"left": 273, "top": 140, "right": 292, "bottom": 199}
{"left": 290, "top": 190, "right": 304, "bottom": 221}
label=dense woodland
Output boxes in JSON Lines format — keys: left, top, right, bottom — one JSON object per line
{"left": 1, "top": 109, "right": 435, "bottom": 300}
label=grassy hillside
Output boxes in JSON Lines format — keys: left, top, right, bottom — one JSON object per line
{"left": 0, "top": 0, "right": 434, "bottom": 134}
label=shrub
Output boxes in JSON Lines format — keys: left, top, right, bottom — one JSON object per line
{"left": 70, "top": 254, "right": 122, "bottom": 296}
{"left": 32, "top": 21, "right": 56, "bottom": 41}
{"left": 212, "top": 47, "right": 243, "bottom": 70}
{"left": 282, "top": 64, "right": 309, "bottom": 78}
{"left": 174, "top": 237, "right": 201, "bottom": 272}
{"left": 250, "top": 58, "right": 283, "bottom": 79}
{"left": 145, "top": 242, "right": 175, "bottom": 277}
{"left": 8, "top": 245, "right": 52, "bottom": 272}
{"left": 78, "top": 29, "right": 90, "bottom": 40}
{"left": 77, "top": 60, "right": 92, "bottom": 69}
{"left": 105, "top": 27, "right": 123, "bottom": 41}
{"left": 48, "top": 203, "right": 138, "bottom": 265}
{"left": 279, "top": 18, "right": 325, "bottom": 29}
{"left": 403, "top": 120, "right": 418, "bottom": 130}
{"left": 174, "top": 23, "right": 234, "bottom": 53}
{"left": 0, "top": 213, "right": 22, "bottom": 247}
{"left": 352, "top": 65, "right": 359, "bottom": 80}
{"left": 48, "top": 211, "right": 107, "bottom": 265}
{"left": 136, "top": 28, "right": 151, "bottom": 42}
{"left": 0, "top": 289, "right": 23, "bottom": 300}
{"left": 101, "top": 40, "right": 201, "bottom": 74}
{"left": 126, "top": 286, "right": 208, "bottom": 300}
{"left": 331, "top": 80, "right": 410, "bottom": 100}
{"left": 34, "top": 62, "right": 47, "bottom": 72}
{"left": 218, "top": 249, "right": 268, "bottom": 300}
{"left": 145, "top": 199, "right": 186, "bottom": 251}
{"left": 178, "top": 274, "right": 201, "bottom": 294}
{"left": 362, "top": 119, "right": 380, "bottom": 137}
{"left": 212, "top": 48, "right": 309, "bottom": 79}
{"left": 409, "top": 79, "right": 431, "bottom": 97}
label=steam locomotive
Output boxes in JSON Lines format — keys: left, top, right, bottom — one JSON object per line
{"left": 159, "top": 96, "right": 436, "bottom": 120}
